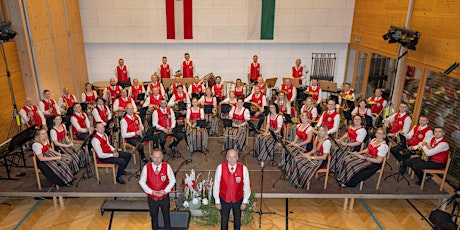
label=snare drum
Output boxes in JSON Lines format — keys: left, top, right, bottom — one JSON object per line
{"left": 92, "top": 81, "right": 109, "bottom": 98}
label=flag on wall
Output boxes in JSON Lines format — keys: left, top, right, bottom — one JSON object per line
{"left": 248, "top": 0, "right": 276, "bottom": 40}
{"left": 166, "top": 0, "right": 193, "bottom": 39}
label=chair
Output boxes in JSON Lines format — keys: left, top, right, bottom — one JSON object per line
{"left": 122, "top": 137, "right": 152, "bottom": 164}
{"left": 309, "top": 154, "right": 331, "bottom": 190}
{"left": 92, "top": 149, "right": 117, "bottom": 184}
{"left": 69, "top": 130, "right": 84, "bottom": 145}
{"left": 415, "top": 157, "right": 452, "bottom": 191}
{"left": 32, "top": 155, "right": 60, "bottom": 190}
{"left": 359, "top": 156, "right": 387, "bottom": 190}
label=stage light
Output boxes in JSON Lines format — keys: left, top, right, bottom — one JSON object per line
{"left": 0, "top": 21, "right": 17, "bottom": 41}
{"left": 382, "top": 26, "right": 420, "bottom": 50}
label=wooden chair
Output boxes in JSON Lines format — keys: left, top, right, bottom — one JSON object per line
{"left": 309, "top": 154, "right": 331, "bottom": 190}
{"left": 411, "top": 157, "right": 452, "bottom": 191}
{"left": 92, "top": 149, "right": 117, "bottom": 184}
{"left": 69, "top": 130, "right": 84, "bottom": 145}
{"left": 32, "top": 155, "right": 60, "bottom": 190}
{"left": 359, "top": 156, "right": 387, "bottom": 190}
{"left": 121, "top": 137, "right": 152, "bottom": 164}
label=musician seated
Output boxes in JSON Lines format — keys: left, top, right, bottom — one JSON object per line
{"left": 367, "top": 88, "right": 387, "bottom": 116}
{"left": 351, "top": 100, "right": 371, "bottom": 117}
{"left": 212, "top": 76, "right": 225, "bottom": 103}
{"left": 20, "top": 97, "right": 47, "bottom": 129}
{"left": 186, "top": 98, "right": 208, "bottom": 153}
{"left": 92, "top": 98, "right": 114, "bottom": 131}
{"left": 306, "top": 78, "right": 322, "bottom": 106}
{"left": 224, "top": 97, "right": 250, "bottom": 152}
{"left": 167, "top": 85, "right": 190, "bottom": 117}
{"left": 330, "top": 115, "right": 367, "bottom": 172}
{"left": 92, "top": 122, "right": 132, "bottom": 184}
{"left": 244, "top": 85, "right": 266, "bottom": 131}
{"left": 221, "top": 91, "right": 237, "bottom": 107}
{"left": 384, "top": 102, "right": 412, "bottom": 136}
{"left": 282, "top": 113, "right": 314, "bottom": 171}
{"left": 231, "top": 79, "right": 246, "bottom": 98}
{"left": 152, "top": 99, "right": 184, "bottom": 154}
{"left": 142, "top": 86, "right": 163, "bottom": 109}
{"left": 170, "top": 76, "right": 183, "bottom": 95}
{"left": 58, "top": 87, "right": 78, "bottom": 113}
{"left": 255, "top": 103, "right": 283, "bottom": 162}
{"left": 338, "top": 83, "right": 355, "bottom": 122}
{"left": 187, "top": 76, "right": 204, "bottom": 99}
{"left": 251, "top": 76, "right": 267, "bottom": 95}
{"left": 275, "top": 91, "right": 293, "bottom": 116}
{"left": 50, "top": 115, "right": 83, "bottom": 168}
{"left": 405, "top": 127, "right": 450, "bottom": 185}
{"left": 70, "top": 103, "right": 94, "bottom": 140}
{"left": 280, "top": 78, "right": 297, "bottom": 104}
{"left": 39, "top": 89, "right": 61, "bottom": 120}
{"left": 337, "top": 128, "right": 388, "bottom": 188}
{"left": 103, "top": 77, "right": 122, "bottom": 105}
{"left": 129, "top": 78, "right": 146, "bottom": 106}
{"left": 199, "top": 88, "right": 218, "bottom": 135}
{"left": 81, "top": 82, "right": 98, "bottom": 104}
{"left": 391, "top": 115, "right": 433, "bottom": 173}
{"left": 288, "top": 125, "right": 330, "bottom": 189}
{"left": 147, "top": 74, "right": 165, "bottom": 97}
{"left": 300, "top": 97, "right": 318, "bottom": 122}
{"left": 113, "top": 89, "right": 137, "bottom": 113}
{"left": 316, "top": 100, "right": 340, "bottom": 136}
{"left": 121, "top": 104, "right": 151, "bottom": 163}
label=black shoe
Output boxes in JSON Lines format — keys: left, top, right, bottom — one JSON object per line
{"left": 141, "top": 156, "right": 148, "bottom": 164}
{"left": 116, "top": 177, "right": 126, "bottom": 184}
{"left": 398, "top": 163, "right": 407, "bottom": 174}
{"left": 122, "top": 170, "right": 129, "bottom": 176}
{"left": 425, "top": 175, "right": 432, "bottom": 184}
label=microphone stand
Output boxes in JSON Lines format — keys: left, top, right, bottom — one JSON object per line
{"left": 255, "top": 161, "right": 276, "bottom": 228}
{"left": 128, "top": 134, "right": 147, "bottom": 181}
{"left": 76, "top": 132, "right": 97, "bottom": 187}
{"left": 173, "top": 158, "right": 192, "bottom": 210}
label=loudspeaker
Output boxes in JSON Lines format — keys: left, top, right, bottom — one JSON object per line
{"left": 158, "top": 210, "right": 191, "bottom": 230}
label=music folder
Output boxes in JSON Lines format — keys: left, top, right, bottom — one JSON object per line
{"left": 196, "top": 119, "right": 207, "bottom": 128}
{"left": 204, "top": 104, "right": 213, "bottom": 114}
{"left": 319, "top": 80, "right": 338, "bottom": 92}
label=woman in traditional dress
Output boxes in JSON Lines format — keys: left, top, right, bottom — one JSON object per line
{"left": 221, "top": 91, "right": 237, "bottom": 107}
{"left": 281, "top": 113, "right": 314, "bottom": 171}
{"left": 300, "top": 97, "right": 318, "bottom": 122}
{"left": 254, "top": 103, "right": 283, "bottom": 162}
{"left": 275, "top": 91, "right": 292, "bottom": 115}
{"left": 199, "top": 88, "right": 218, "bottom": 136}
{"left": 32, "top": 128, "right": 76, "bottom": 186}
{"left": 231, "top": 79, "right": 246, "bottom": 98}
{"left": 50, "top": 115, "right": 84, "bottom": 169}
{"left": 330, "top": 114, "right": 367, "bottom": 172}
{"left": 337, "top": 128, "right": 388, "bottom": 188}
{"left": 288, "top": 125, "right": 331, "bottom": 188}
{"left": 81, "top": 82, "right": 98, "bottom": 104}
{"left": 185, "top": 98, "right": 207, "bottom": 153}
{"left": 351, "top": 100, "right": 372, "bottom": 117}
{"left": 224, "top": 96, "right": 250, "bottom": 152}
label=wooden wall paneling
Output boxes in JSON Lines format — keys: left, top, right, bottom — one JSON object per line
{"left": 53, "top": 35, "right": 74, "bottom": 94}
{"left": 70, "top": 34, "right": 89, "bottom": 96}
{"left": 65, "top": 0, "right": 83, "bottom": 35}
{"left": 33, "top": 39, "right": 60, "bottom": 97}
{"left": 47, "top": 0, "right": 67, "bottom": 38}
{"left": 25, "top": 0, "right": 51, "bottom": 42}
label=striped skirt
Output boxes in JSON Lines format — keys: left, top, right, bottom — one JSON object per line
{"left": 255, "top": 131, "right": 278, "bottom": 162}
{"left": 288, "top": 156, "right": 324, "bottom": 188}
{"left": 224, "top": 124, "right": 247, "bottom": 152}
{"left": 281, "top": 141, "right": 312, "bottom": 172}
{"left": 205, "top": 116, "right": 218, "bottom": 136}
{"left": 329, "top": 137, "right": 355, "bottom": 173}
{"left": 186, "top": 127, "right": 208, "bottom": 153}
{"left": 57, "top": 140, "right": 84, "bottom": 169}
{"left": 41, "top": 150, "right": 75, "bottom": 184}
{"left": 336, "top": 153, "right": 373, "bottom": 184}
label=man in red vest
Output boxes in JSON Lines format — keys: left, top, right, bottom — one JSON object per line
{"left": 128, "top": 78, "right": 146, "bottom": 107}
{"left": 70, "top": 103, "right": 94, "bottom": 140}
{"left": 212, "top": 76, "right": 225, "bottom": 103}
{"left": 19, "top": 97, "right": 46, "bottom": 129}
{"left": 113, "top": 89, "right": 137, "bottom": 112}
{"left": 316, "top": 100, "right": 340, "bottom": 135}
{"left": 244, "top": 85, "right": 266, "bottom": 131}
{"left": 115, "top": 58, "right": 131, "bottom": 88}
{"left": 187, "top": 76, "right": 204, "bottom": 99}
{"left": 280, "top": 78, "right": 297, "bottom": 103}
{"left": 405, "top": 127, "right": 450, "bottom": 185}
{"left": 213, "top": 149, "right": 251, "bottom": 230}
{"left": 121, "top": 104, "right": 153, "bottom": 163}
{"left": 291, "top": 58, "right": 304, "bottom": 85}
{"left": 384, "top": 102, "right": 412, "bottom": 136}
{"left": 306, "top": 78, "right": 322, "bottom": 106}
{"left": 248, "top": 55, "right": 261, "bottom": 83}
{"left": 92, "top": 98, "right": 115, "bottom": 134}
{"left": 139, "top": 149, "right": 176, "bottom": 230}
{"left": 158, "top": 56, "right": 172, "bottom": 79}
{"left": 152, "top": 99, "right": 184, "bottom": 154}
{"left": 39, "top": 89, "right": 61, "bottom": 119}
{"left": 92, "top": 122, "right": 131, "bottom": 184}
{"left": 367, "top": 88, "right": 387, "bottom": 116}
{"left": 58, "top": 87, "right": 78, "bottom": 113}
{"left": 103, "top": 78, "right": 122, "bottom": 104}
{"left": 181, "top": 53, "right": 195, "bottom": 78}
{"left": 390, "top": 115, "right": 433, "bottom": 173}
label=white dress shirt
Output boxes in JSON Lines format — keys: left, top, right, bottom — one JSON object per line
{"left": 139, "top": 162, "right": 176, "bottom": 195}
{"left": 213, "top": 163, "right": 251, "bottom": 204}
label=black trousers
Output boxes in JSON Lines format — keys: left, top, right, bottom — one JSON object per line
{"left": 220, "top": 198, "right": 243, "bottom": 230}
{"left": 405, "top": 157, "right": 445, "bottom": 182}
{"left": 346, "top": 163, "right": 382, "bottom": 188}
{"left": 148, "top": 196, "right": 171, "bottom": 230}
{"left": 390, "top": 145, "right": 412, "bottom": 162}
{"left": 157, "top": 131, "right": 184, "bottom": 150}
{"left": 75, "top": 133, "right": 89, "bottom": 141}
{"left": 98, "top": 151, "right": 131, "bottom": 178}
{"left": 126, "top": 135, "right": 155, "bottom": 159}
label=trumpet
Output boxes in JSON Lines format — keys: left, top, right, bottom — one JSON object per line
{"left": 417, "top": 147, "right": 429, "bottom": 161}
{"left": 250, "top": 102, "right": 264, "bottom": 113}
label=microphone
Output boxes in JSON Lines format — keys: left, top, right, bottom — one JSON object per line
{"left": 261, "top": 161, "right": 264, "bottom": 168}
{"left": 185, "top": 159, "right": 193, "bottom": 164}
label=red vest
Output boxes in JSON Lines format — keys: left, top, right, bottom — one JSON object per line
{"left": 445, "top": 85, "right": 456, "bottom": 99}
{"left": 52, "top": 125, "right": 66, "bottom": 141}
{"left": 296, "top": 124, "right": 311, "bottom": 141}
{"left": 232, "top": 108, "right": 247, "bottom": 121}
{"left": 149, "top": 82, "right": 162, "bottom": 96}
{"left": 204, "top": 97, "right": 214, "bottom": 105}
{"left": 117, "top": 65, "right": 128, "bottom": 82}
{"left": 347, "top": 127, "right": 363, "bottom": 142}
{"left": 189, "top": 108, "right": 201, "bottom": 121}
{"left": 160, "top": 64, "right": 171, "bottom": 79}
{"left": 367, "top": 142, "right": 382, "bottom": 158}
{"left": 23, "top": 105, "right": 43, "bottom": 126}
{"left": 213, "top": 84, "right": 224, "bottom": 98}
{"left": 62, "top": 95, "right": 75, "bottom": 108}
{"left": 389, "top": 113, "right": 409, "bottom": 134}
{"left": 146, "top": 162, "right": 169, "bottom": 200}
{"left": 191, "top": 84, "right": 203, "bottom": 94}
{"left": 281, "top": 84, "right": 294, "bottom": 101}
{"left": 429, "top": 137, "right": 449, "bottom": 164}
{"left": 118, "top": 97, "right": 133, "bottom": 109}
{"left": 306, "top": 107, "right": 317, "bottom": 122}
{"left": 249, "top": 63, "right": 260, "bottom": 81}
{"left": 251, "top": 93, "right": 264, "bottom": 107}
{"left": 269, "top": 115, "right": 281, "bottom": 129}
{"left": 292, "top": 66, "right": 303, "bottom": 84}
{"left": 107, "top": 86, "right": 122, "bottom": 103}
{"left": 321, "top": 111, "right": 338, "bottom": 130}
{"left": 84, "top": 92, "right": 96, "bottom": 103}
{"left": 157, "top": 108, "right": 172, "bottom": 128}
{"left": 96, "top": 106, "right": 109, "bottom": 123}
{"left": 234, "top": 87, "right": 244, "bottom": 97}
{"left": 369, "top": 96, "right": 386, "bottom": 114}
{"left": 174, "top": 92, "right": 187, "bottom": 102}
{"left": 219, "top": 162, "right": 244, "bottom": 203}
{"left": 148, "top": 95, "right": 163, "bottom": 106}
{"left": 407, "top": 125, "right": 432, "bottom": 146}
{"left": 307, "top": 86, "right": 320, "bottom": 102}
{"left": 172, "top": 83, "right": 182, "bottom": 94}
{"left": 256, "top": 84, "right": 267, "bottom": 95}
{"left": 72, "top": 112, "right": 88, "bottom": 134}
{"left": 182, "top": 61, "right": 194, "bottom": 78}
{"left": 316, "top": 138, "right": 329, "bottom": 155}
{"left": 92, "top": 133, "right": 113, "bottom": 158}
{"left": 39, "top": 142, "right": 50, "bottom": 154}
{"left": 131, "top": 85, "right": 143, "bottom": 101}
{"left": 123, "top": 115, "right": 141, "bottom": 138}
{"left": 41, "top": 99, "right": 58, "bottom": 118}
{"left": 278, "top": 102, "right": 287, "bottom": 114}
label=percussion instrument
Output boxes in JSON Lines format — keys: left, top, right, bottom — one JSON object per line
{"left": 92, "top": 81, "right": 109, "bottom": 99}
{"left": 199, "top": 73, "right": 215, "bottom": 88}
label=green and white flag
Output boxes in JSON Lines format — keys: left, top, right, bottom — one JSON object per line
{"left": 247, "top": 0, "right": 276, "bottom": 40}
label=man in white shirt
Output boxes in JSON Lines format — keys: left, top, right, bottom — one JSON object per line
{"left": 70, "top": 103, "right": 94, "bottom": 140}
{"left": 316, "top": 100, "right": 340, "bottom": 135}
{"left": 121, "top": 104, "right": 150, "bottom": 163}
{"left": 244, "top": 85, "right": 267, "bottom": 130}
{"left": 39, "top": 89, "right": 61, "bottom": 120}
{"left": 58, "top": 87, "right": 78, "bottom": 113}
{"left": 113, "top": 89, "right": 137, "bottom": 112}
{"left": 213, "top": 149, "right": 251, "bottom": 230}
{"left": 384, "top": 102, "right": 412, "bottom": 136}
{"left": 19, "top": 97, "right": 46, "bottom": 129}
{"left": 152, "top": 99, "right": 184, "bottom": 154}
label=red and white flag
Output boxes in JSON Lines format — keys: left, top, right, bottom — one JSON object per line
{"left": 165, "top": 0, "right": 193, "bottom": 39}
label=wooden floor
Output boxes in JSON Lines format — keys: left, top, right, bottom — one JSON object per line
{"left": 0, "top": 196, "right": 447, "bottom": 230}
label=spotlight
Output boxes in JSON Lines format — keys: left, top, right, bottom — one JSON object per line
{"left": 0, "top": 21, "right": 17, "bottom": 41}
{"left": 382, "top": 26, "right": 420, "bottom": 50}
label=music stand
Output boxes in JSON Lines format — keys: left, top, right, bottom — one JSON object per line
{"left": 137, "top": 93, "right": 146, "bottom": 101}
{"left": 284, "top": 77, "right": 301, "bottom": 88}
{"left": 178, "top": 101, "right": 187, "bottom": 111}
{"left": 196, "top": 120, "right": 207, "bottom": 129}
{"left": 181, "top": 78, "right": 195, "bottom": 88}
{"left": 320, "top": 80, "right": 338, "bottom": 101}
{"left": 220, "top": 104, "right": 231, "bottom": 114}
{"left": 222, "top": 119, "right": 233, "bottom": 128}
{"left": 203, "top": 105, "right": 213, "bottom": 114}
{"left": 284, "top": 114, "right": 292, "bottom": 123}
{"left": 265, "top": 78, "right": 278, "bottom": 88}
{"left": 162, "top": 79, "right": 175, "bottom": 90}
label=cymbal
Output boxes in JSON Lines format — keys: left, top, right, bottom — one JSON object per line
{"left": 434, "top": 90, "right": 445, "bottom": 95}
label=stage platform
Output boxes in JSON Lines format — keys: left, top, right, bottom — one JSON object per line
{"left": 0, "top": 136, "right": 452, "bottom": 202}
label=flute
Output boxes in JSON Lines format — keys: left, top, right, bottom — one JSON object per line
{"left": 283, "top": 139, "right": 317, "bottom": 166}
